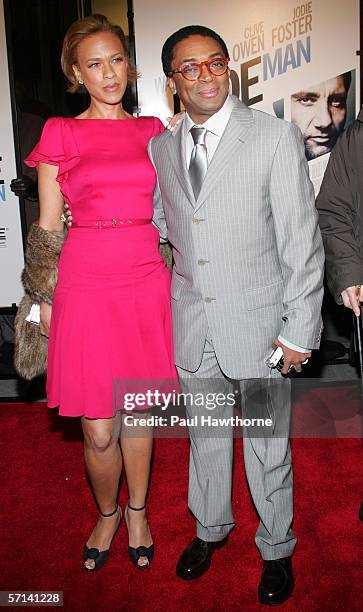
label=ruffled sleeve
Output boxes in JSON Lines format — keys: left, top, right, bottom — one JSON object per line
{"left": 24, "top": 117, "right": 80, "bottom": 184}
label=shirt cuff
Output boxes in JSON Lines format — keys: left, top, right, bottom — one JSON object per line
{"left": 278, "top": 336, "right": 309, "bottom": 353}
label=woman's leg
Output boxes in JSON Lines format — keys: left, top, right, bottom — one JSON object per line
{"left": 82, "top": 414, "right": 122, "bottom": 569}
{"left": 121, "top": 413, "right": 153, "bottom": 566}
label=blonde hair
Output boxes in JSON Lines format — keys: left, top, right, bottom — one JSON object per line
{"left": 61, "top": 13, "right": 138, "bottom": 94}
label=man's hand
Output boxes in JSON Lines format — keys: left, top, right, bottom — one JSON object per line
{"left": 10, "top": 175, "right": 37, "bottom": 198}
{"left": 341, "top": 285, "right": 363, "bottom": 316}
{"left": 273, "top": 338, "right": 311, "bottom": 375}
{"left": 63, "top": 203, "right": 73, "bottom": 228}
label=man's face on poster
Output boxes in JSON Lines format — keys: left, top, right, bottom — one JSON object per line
{"left": 291, "top": 75, "right": 348, "bottom": 160}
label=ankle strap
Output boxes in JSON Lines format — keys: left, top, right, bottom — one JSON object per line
{"left": 100, "top": 504, "right": 119, "bottom": 517}
{"left": 128, "top": 501, "right": 146, "bottom": 512}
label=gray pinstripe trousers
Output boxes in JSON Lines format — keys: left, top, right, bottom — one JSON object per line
{"left": 177, "top": 336, "right": 297, "bottom": 560}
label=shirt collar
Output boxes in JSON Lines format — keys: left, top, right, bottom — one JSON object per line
{"left": 184, "top": 94, "right": 235, "bottom": 137}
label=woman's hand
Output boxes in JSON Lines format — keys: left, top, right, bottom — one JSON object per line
{"left": 63, "top": 203, "right": 73, "bottom": 228}
{"left": 166, "top": 112, "right": 184, "bottom": 132}
{"left": 40, "top": 302, "right": 52, "bottom": 337}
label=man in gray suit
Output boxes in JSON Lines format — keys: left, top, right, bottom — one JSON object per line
{"left": 149, "top": 25, "right": 324, "bottom": 605}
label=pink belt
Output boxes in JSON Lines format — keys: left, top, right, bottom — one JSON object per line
{"left": 72, "top": 218, "right": 151, "bottom": 229}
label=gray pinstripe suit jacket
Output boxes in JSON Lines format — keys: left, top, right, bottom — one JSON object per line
{"left": 149, "top": 96, "right": 324, "bottom": 379}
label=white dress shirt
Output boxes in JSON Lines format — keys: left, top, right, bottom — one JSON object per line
{"left": 184, "top": 94, "right": 235, "bottom": 167}
{"left": 183, "top": 95, "right": 308, "bottom": 354}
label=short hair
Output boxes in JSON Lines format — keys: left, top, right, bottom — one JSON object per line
{"left": 342, "top": 71, "right": 352, "bottom": 94}
{"left": 61, "top": 13, "right": 137, "bottom": 94}
{"left": 161, "top": 25, "right": 229, "bottom": 77}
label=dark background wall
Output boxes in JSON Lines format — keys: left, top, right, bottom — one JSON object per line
{"left": 4, "top": 0, "right": 137, "bottom": 119}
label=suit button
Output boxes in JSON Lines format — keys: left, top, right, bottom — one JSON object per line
{"left": 204, "top": 297, "right": 216, "bottom": 303}
{"left": 192, "top": 217, "right": 205, "bottom": 224}
{"left": 198, "top": 259, "right": 210, "bottom": 266}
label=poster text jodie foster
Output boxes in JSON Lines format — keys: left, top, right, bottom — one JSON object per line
{"left": 232, "top": 1, "right": 313, "bottom": 106}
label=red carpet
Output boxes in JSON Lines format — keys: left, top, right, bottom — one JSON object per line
{"left": 0, "top": 402, "right": 362, "bottom": 611}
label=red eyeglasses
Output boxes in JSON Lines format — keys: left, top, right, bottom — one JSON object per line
{"left": 169, "top": 57, "right": 230, "bottom": 81}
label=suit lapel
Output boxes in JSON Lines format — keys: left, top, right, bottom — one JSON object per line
{"left": 194, "top": 100, "right": 255, "bottom": 213}
{"left": 167, "top": 120, "right": 195, "bottom": 207}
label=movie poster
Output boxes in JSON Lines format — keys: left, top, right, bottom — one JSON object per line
{"left": 0, "top": 0, "right": 24, "bottom": 307}
{"left": 133, "top": 0, "right": 359, "bottom": 193}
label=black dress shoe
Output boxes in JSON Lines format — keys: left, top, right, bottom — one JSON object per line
{"left": 258, "top": 557, "right": 295, "bottom": 605}
{"left": 176, "top": 537, "right": 228, "bottom": 580}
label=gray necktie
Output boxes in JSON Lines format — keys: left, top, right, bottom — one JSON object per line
{"left": 189, "top": 126, "right": 208, "bottom": 199}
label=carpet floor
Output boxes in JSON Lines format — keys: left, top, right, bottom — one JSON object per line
{"left": 0, "top": 402, "right": 362, "bottom": 611}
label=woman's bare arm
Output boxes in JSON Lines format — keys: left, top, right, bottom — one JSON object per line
{"left": 37, "top": 162, "right": 65, "bottom": 335}
{"left": 38, "top": 163, "right": 64, "bottom": 231}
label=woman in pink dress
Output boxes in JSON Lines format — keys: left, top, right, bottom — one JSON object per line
{"left": 25, "top": 14, "right": 176, "bottom": 571}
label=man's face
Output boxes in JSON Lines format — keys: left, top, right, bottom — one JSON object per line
{"left": 291, "top": 76, "right": 348, "bottom": 160}
{"left": 168, "top": 35, "right": 230, "bottom": 124}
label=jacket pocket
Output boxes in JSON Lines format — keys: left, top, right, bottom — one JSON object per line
{"left": 245, "top": 279, "right": 284, "bottom": 311}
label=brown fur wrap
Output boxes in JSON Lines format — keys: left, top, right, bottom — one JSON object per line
{"left": 21, "top": 223, "right": 65, "bottom": 304}
{"left": 14, "top": 294, "right": 49, "bottom": 380}
{"left": 159, "top": 242, "right": 173, "bottom": 270}
{"left": 14, "top": 223, "right": 66, "bottom": 380}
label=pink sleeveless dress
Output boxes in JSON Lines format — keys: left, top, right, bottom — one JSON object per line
{"left": 25, "top": 116, "right": 177, "bottom": 418}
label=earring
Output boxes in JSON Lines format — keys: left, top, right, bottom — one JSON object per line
{"left": 78, "top": 79, "right": 84, "bottom": 85}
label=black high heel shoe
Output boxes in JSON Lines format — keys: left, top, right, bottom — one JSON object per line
{"left": 124, "top": 501, "right": 154, "bottom": 569}
{"left": 83, "top": 504, "right": 122, "bottom": 571}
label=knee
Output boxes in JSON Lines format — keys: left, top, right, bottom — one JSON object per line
{"left": 83, "top": 429, "right": 116, "bottom": 453}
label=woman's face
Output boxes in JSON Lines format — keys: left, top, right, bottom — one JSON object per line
{"left": 73, "top": 31, "right": 128, "bottom": 106}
